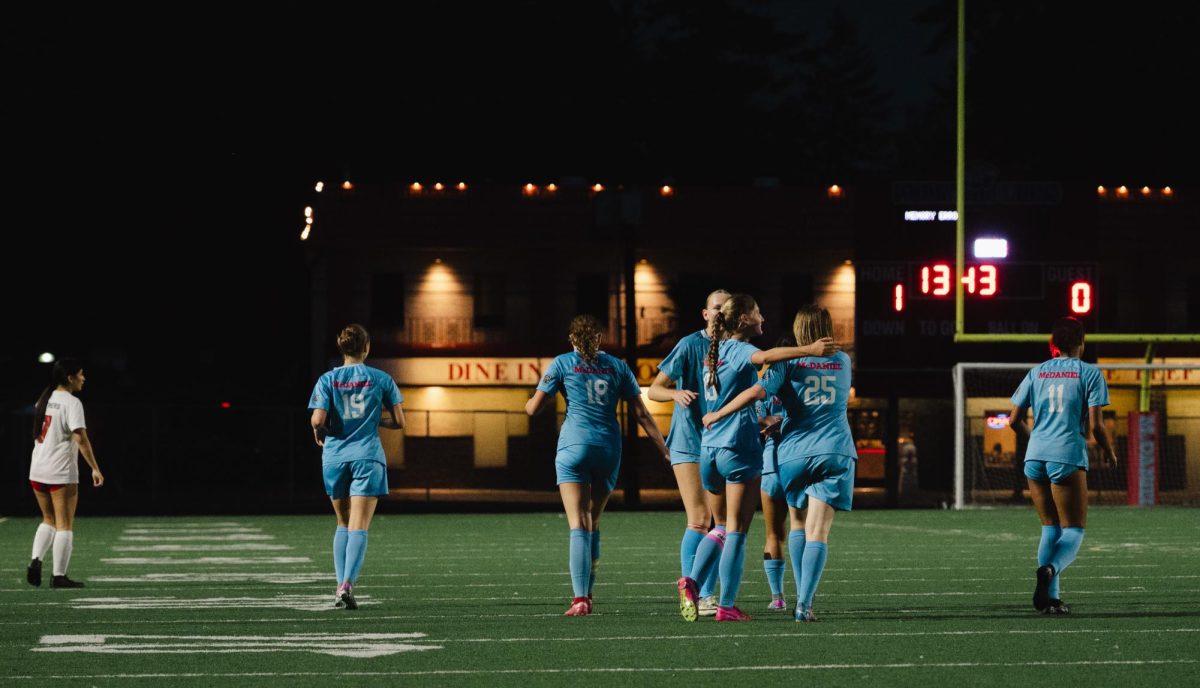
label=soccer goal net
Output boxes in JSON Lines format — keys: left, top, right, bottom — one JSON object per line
{"left": 953, "top": 362, "right": 1200, "bottom": 509}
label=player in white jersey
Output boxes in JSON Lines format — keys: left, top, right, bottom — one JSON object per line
{"left": 26, "top": 359, "right": 105, "bottom": 588}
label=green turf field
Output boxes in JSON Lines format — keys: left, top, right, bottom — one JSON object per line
{"left": 1, "top": 508, "right": 1197, "bottom": 687}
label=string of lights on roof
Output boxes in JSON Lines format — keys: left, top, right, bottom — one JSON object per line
{"left": 301, "top": 179, "right": 1178, "bottom": 241}
{"left": 1097, "top": 185, "right": 1174, "bottom": 200}
{"left": 297, "top": 181, "right": 848, "bottom": 241}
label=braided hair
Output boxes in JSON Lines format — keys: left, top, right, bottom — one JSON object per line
{"left": 705, "top": 294, "right": 758, "bottom": 396}
{"left": 568, "top": 314, "right": 604, "bottom": 363}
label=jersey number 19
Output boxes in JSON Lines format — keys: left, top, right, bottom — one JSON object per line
{"left": 342, "top": 393, "right": 366, "bottom": 419}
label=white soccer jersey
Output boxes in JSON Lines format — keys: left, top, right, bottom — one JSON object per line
{"left": 29, "top": 390, "right": 86, "bottom": 484}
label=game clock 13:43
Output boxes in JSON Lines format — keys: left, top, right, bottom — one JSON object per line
{"left": 855, "top": 261, "right": 1098, "bottom": 366}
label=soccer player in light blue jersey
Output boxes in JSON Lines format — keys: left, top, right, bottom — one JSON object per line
{"left": 527, "top": 315, "right": 670, "bottom": 617}
{"left": 649, "top": 289, "right": 730, "bottom": 616}
{"left": 688, "top": 295, "right": 840, "bottom": 622}
{"left": 308, "top": 324, "right": 405, "bottom": 610}
{"left": 755, "top": 363, "right": 791, "bottom": 612}
{"left": 704, "top": 305, "right": 853, "bottom": 622}
{"left": 1008, "top": 317, "right": 1116, "bottom": 615}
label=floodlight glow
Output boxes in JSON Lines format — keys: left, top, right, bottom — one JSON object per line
{"left": 973, "top": 238, "right": 1008, "bottom": 259}
{"left": 38, "top": 352, "right": 55, "bottom": 364}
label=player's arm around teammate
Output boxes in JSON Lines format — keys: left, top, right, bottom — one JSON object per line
{"left": 704, "top": 306, "right": 852, "bottom": 622}
{"left": 682, "top": 294, "right": 828, "bottom": 621}
{"left": 648, "top": 289, "right": 730, "bottom": 614}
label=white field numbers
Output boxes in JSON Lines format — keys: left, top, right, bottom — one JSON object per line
{"left": 585, "top": 379, "right": 610, "bottom": 404}
{"left": 1044, "top": 383, "right": 1066, "bottom": 413}
{"left": 341, "top": 392, "right": 366, "bottom": 419}
{"left": 803, "top": 375, "right": 837, "bottom": 405}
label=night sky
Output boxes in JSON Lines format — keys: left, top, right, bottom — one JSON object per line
{"left": 3, "top": 1, "right": 1197, "bottom": 407}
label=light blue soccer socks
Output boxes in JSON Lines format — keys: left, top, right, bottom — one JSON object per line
{"left": 764, "top": 557, "right": 786, "bottom": 597}
{"left": 690, "top": 525, "right": 726, "bottom": 597}
{"left": 333, "top": 526, "right": 349, "bottom": 583}
{"left": 717, "top": 531, "right": 747, "bottom": 608}
{"left": 788, "top": 529, "right": 807, "bottom": 596}
{"left": 1038, "top": 525, "right": 1062, "bottom": 598}
{"left": 1049, "top": 527, "right": 1085, "bottom": 577}
{"left": 680, "top": 528, "right": 705, "bottom": 578}
{"left": 589, "top": 530, "right": 601, "bottom": 597}
{"left": 700, "top": 550, "right": 721, "bottom": 599}
{"left": 569, "top": 529, "right": 591, "bottom": 598}
{"left": 797, "top": 541, "right": 828, "bottom": 610}
{"left": 344, "top": 530, "right": 368, "bottom": 584}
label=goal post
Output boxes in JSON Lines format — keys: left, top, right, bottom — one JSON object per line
{"left": 953, "top": 362, "right": 1200, "bottom": 509}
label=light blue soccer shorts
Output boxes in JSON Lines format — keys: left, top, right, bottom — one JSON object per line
{"left": 760, "top": 471, "right": 797, "bottom": 506}
{"left": 700, "top": 446, "right": 763, "bottom": 493}
{"left": 669, "top": 449, "right": 701, "bottom": 466}
{"left": 556, "top": 443, "right": 621, "bottom": 493}
{"left": 778, "top": 453, "right": 856, "bottom": 512}
{"left": 1024, "top": 459, "right": 1084, "bottom": 485}
{"left": 323, "top": 459, "right": 389, "bottom": 498}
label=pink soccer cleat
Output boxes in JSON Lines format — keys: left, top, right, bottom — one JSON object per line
{"left": 677, "top": 577, "right": 699, "bottom": 622}
{"left": 715, "top": 605, "right": 752, "bottom": 622}
{"left": 766, "top": 597, "right": 787, "bottom": 611}
{"left": 564, "top": 596, "right": 590, "bottom": 616}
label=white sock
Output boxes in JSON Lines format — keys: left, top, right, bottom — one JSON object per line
{"left": 52, "top": 531, "right": 74, "bottom": 576}
{"left": 32, "top": 523, "right": 56, "bottom": 561}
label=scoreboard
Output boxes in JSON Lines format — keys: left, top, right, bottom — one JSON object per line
{"left": 855, "top": 260, "right": 1099, "bottom": 367}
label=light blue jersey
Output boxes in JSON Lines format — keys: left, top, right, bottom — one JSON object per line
{"left": 1011, "top": 357, "right": 1109, "bottom": 468}
{"left": 657, "top": 330, "right": 710, "bottom": 457}
{"left": 309, "top": 364, "right": 403, "bottom": 466}
{"left": 754, "top": 392, "right": 785, "bottom": 475}
{"left": 701, "top": 338, "right": 762, "bottom": 455}
{"left": 759, "top": 351, "right": 856, "bottom": 462}
{"left": 538, "top": 351, "right": 642, "bottom": 452}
